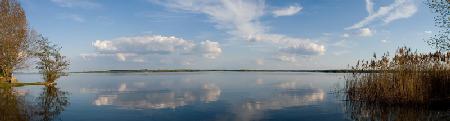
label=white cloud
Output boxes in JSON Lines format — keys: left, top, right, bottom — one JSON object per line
{"left": 116, "top": 53, "right": 127, "bottom": 61}
{"left": 115, "top": 53, "right": 136, "bottom": 62}
{"left": 93, "top": 40, "right": 116, "bottom": 51}
{"left": 358, "top": 28, "right": 373, "bottom": 37}
{"left": 346, "top": 0, "right": 417, "bottom": 30}
{"left": 383, "top": 3, "right": 417, "bottom": 23}
{"left": 87, "top": 35, "right": 221, "bottom": 61}
{"left": 198, "top": 40, "right": 222, "bottom": 59}
{"left": 80, "top": 53, "right": 100, "bottom": 60}
{"left": 153, "top": 0, "right": 325, "bottom": 60}
{"left": 277, "top": 55, "right": 296, "bottom": 63}
{"left": 381, "top": 39, "right": 388, "bottom": 43}
{"left": 424, "top": 31, "right": 432, "bottom": 34}
{"left": 280, "top": 42, "right": 325, "bottom": 56}
{"left": 93, "top": 35, "right": 195, "bottom": 55}
{"left": 51, "top": 0, "right": 101, "bottom": 9}
{"left": 272, "top": 5, "right": 302, "bottom": 17}
{"left": 342, "top": 33, "right": 350, "bottom": 38}
{"left": 365, "top": 0, "right": 374, "bottom": 15}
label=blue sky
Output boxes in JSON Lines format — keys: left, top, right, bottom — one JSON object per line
{"left": 20, "top": 0, "right": 436, "bottom": 71}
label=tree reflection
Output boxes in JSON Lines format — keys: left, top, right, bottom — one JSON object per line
{"left": 0, "top": 87, "right": 33, "bottom": 121}
{"left": 0, "top": 85, "right": 69, "bottom": 121}
{"left": 345, "top": 101, "right": 450, "bottom": 121}
{"left": 34, "top": 86, "right": 70, "bottom": 121}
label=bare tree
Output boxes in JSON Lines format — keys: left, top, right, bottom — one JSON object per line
{"left": 35, "top": 36, "right": 69, "bottom": 83}
{"left": 0, "top": 0, "right": 31, "bottom": 82}
{"left": 426, "top": 0, "right": 450, "bottom": 50}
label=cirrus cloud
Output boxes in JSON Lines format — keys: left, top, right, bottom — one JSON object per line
{"left": 346, "top": 0, "right": 417, "bottom": 30}
{"left": 272, "top": 5, "right": 302, "bottom": 17}
{"left": 152, "top": 0, "right": 325, "bottom": 61}
{"left": 51, "top": 0, "right": 101, "bottom": 9}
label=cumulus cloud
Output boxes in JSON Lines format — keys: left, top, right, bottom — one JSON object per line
{"left": 86, "top": 35, "right": 221, "bottom": 61}
{"left": 272, "top": 5, "right": 302, "bottom": 17}
{"left": 51, "top": 0, "right": 101, "bottom": 9}
{"left": 346, "top": 0, "right": 417, "bottom": 30}
{"left": 358, "top": 28, "right": 373, "bottom": 37}
{"left": 153, "top": 0, "right": 325, "bottom": 59}
{"left": 280, "top": 42, "right": 326, "bottom": 56}
{"left": 93, "top": 35, "right": 195, "bottom": 55}
{"left": 277, "top": 55, "right": 297, "bottom": 63}
{"left": 198, "top": 40, "right": 222, "bottom": 59}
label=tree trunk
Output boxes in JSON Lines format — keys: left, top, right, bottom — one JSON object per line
{"left": 2, "top": 67, "right": 13, "bottom": 83}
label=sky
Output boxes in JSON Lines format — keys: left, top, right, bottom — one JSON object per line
{"left": 20, "top": 0, "right": 438, "bottom": 71}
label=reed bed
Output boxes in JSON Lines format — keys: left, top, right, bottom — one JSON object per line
{"left": 345, "top": 47, "right": 450, "bottom": 105}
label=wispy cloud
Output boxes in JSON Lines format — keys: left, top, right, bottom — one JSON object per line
{"left": 51, "top": 0, "right": 101, "bottom": 9}
{"left": 358, "top": 28, "right": 373, "bottom": 37}
{"left": 346, "top": 0, "right": 417, "bottom": 30}
{"left": 342, "top": 33, "right": 350, "bottom": 38}
{"left": 365, "top": 0, "right": 374, "bottom": 15}
{"left": 277, "top": 55, "right": 297, "bottom": 63}
{"left": 152, "top": 0, "right": 325, "bottom": 61}
{"left": 272, "top": 5, "right": 302, "bottom": 17}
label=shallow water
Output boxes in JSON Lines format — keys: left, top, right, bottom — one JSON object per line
{"left": 2, "top": 72, "right": 449, "bottom": 121}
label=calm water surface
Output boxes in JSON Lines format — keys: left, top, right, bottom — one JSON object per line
{"left": 3, "top": 72, "right": 449, "bottom": 121}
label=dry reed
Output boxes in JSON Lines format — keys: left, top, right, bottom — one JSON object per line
{"left": 346, "top": 47, "right": 450, "bottom": 105}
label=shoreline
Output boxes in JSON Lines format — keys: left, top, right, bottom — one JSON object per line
{"left": 70, "top": 69, "right": 358, "bottom": 73}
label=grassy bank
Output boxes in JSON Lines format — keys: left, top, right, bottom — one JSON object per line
{"left": 0, "top": 82, "right": 47, "bottom": 88}
{"left": 345, "top": 47, "right": 450, "bottom": 105}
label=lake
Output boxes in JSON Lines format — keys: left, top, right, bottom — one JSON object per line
{"left": 2, "top": 72, "right": 450, "bottom": 121}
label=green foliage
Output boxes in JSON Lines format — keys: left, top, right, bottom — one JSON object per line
{"left": 34, "top": 35, "right": 69, "bottom": 83}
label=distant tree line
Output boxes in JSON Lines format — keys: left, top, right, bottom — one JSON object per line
{"left": 0, "top": 0, "right": 69, "bottom": 83}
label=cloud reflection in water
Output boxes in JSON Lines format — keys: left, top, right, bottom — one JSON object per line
{"left": 233, "top": 88, "right": 325, "bottom": 121}
{"left": 92, "top": 82, "right": 221, "bottom": 109}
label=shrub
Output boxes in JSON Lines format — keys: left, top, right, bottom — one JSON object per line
{"left": 34, "top": 36, "right": 69, "bottom": 83}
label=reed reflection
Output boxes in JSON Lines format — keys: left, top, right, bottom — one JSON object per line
{"left": 345, "top": 101, "right": 450, "bottom": 121}
{"left": 0, "top": 86, "right": 69, "bottom": 121}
